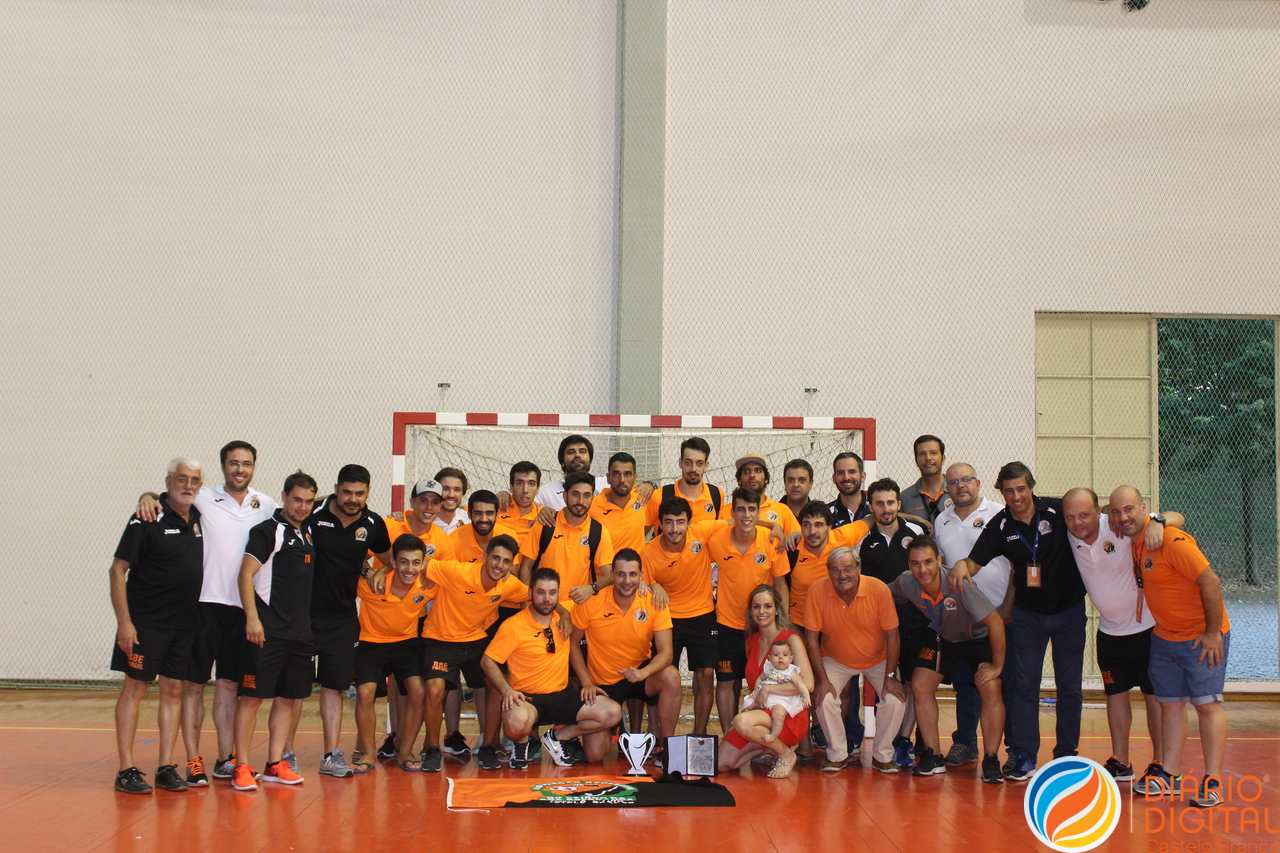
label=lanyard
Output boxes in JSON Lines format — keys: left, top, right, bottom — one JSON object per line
{"left": 1013, "top": 512, "right": 1041, "bottom": 561}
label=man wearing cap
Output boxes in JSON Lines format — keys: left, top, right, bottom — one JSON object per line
{"left": 718, "top": 455, "right": 800, "bottom": 536}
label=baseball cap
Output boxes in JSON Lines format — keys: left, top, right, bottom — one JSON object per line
{"left": 411, "top": 478, "right": 444, "bottom": 498}
{"left": 735, "top": 454, "right": 767, "bottom": 472}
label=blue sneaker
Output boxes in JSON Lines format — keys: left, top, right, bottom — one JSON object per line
{"left": 892, "top": 736, "right": 915, "bottom": 768}
{"left": 1005, "top": 753, "right": 1036, "bottom": 782}
{"left": 1136, "top": 763, "right": 1181, "bottom": 797}
{"left": 810, "top": 720, "right": 828, "bottom": 750}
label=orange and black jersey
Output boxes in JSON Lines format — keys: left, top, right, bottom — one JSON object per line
{"left": 245, "top": 510, "right": 316, "bottom": 642}
{"left": 113, "top": 495, "right": 204, "bottom": 629}
{"left": 304, "top": 496, "right": 391, "bottom": 619}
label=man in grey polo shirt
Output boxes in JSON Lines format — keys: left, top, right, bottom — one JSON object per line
{"left": 899, "top": 435, "right": 951, "bottom": 526}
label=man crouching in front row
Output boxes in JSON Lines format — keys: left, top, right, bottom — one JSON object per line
{"left": 482, "top": 569, "right": 622, "bottom": 768}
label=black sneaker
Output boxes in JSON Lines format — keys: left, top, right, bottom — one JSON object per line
{"left": 442, "top": 731, "right": 472, "bottom": 758}
{"left": 185, "top": 755, "right": 210, "bottom": 787}
{"left": 421, "top": 746, "right": 443, "bottom": 773}
{"left": 477, "top": 743, "right": 501, "bottom": 771}
{"left": 1136, "top": 763, "right": 1181, "bottom": 797}
{"left": 1103, "top": 756, "right": 1134, "bottom": 782}
{"left": 911, "top": 747, "right": 946, "bottom": 776}
{"left": 562, "top": 736, "right": 585, "bottom": 765}
{"left": 981, "top": 753, "right": 1004, "bottom": 784}
{"left": 154, "top": 764, "right": 189, "bottom": 792}
{"left": 526, "top": 734, "right": 542, "bottom": 764}
{"left": 115, "top": 766, "right": 152, "bottom": 795}
{"left": 1191, "top": 776, "right": 1221, "bottom": 808}
{"left": 212, "top": 754, "right": 236, "bottom": 780}
{"left": 1002, "top": 753, "right": 1019, "bottom": 776}
{"left": 377, "top": 733, "right": 398, "bottom": 760}
{"left": 810, "top": 720, "right": 828, "bottom": 749}
{"left": 510, "top": 739, "right": 531, "bottom": 770}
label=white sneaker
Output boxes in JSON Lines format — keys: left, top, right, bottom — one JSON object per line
{"left": 540, "top": 730, "right": 572, "bottom": 767}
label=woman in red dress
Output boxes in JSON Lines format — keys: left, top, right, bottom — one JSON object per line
{"left": 717, "top": 585, "right": 815, "bottom": 778}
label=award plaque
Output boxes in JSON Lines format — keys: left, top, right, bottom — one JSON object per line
{"left": 664, "top": 734, "right": 718, "bottom": 778}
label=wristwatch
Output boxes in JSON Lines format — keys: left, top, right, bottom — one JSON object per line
{"left": 590, "top": 582, "right": 599, "bottom": 594}
{"left": 1148, "top": 513, "right": 1166, "bottom": 524}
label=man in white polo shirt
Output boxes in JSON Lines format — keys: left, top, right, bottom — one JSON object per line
{"left": 136, "top": 440, "right": 277, "bottom": 784}
{"left": 1062, "top": 487, "right": 1183, "bottom": 784}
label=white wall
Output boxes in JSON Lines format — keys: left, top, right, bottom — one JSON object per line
{"left": 0, "top": 0, "right": 620, "bottom": 679}
{"left": 664, "top": 0, "right": 1280, "bottom": 486}
{"left": 3, "top": 0, "right": 1278, "bottom": 679}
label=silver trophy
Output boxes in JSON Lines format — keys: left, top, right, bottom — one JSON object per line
{"left": 619, "top": 731, "right": 656, "bottom": 776}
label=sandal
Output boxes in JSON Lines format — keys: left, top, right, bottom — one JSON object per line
{"left": 351, "top": 758, "right": 373, "bottom": 774}
{"left": 398, "top": 758, "right": 422, "bottom": 772}
{"left": 767, "top": 751, "right": 797, "bottom": 779}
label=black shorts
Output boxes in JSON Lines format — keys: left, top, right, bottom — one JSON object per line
{"left": 527, "top": 687, "right": 585, "bottom": 727}
{"left": 900, "top": 626, "right": 938, "bottom": 682}
{"left": 311, "top": 613, "right": 360, "bottom": 691}
{"left": 111, "top": 625, "right": 195, "bottom": 682}
{"left": 600, "top": 677, "right": 659, "bottom": 707}
{"left": 189, "top": 602, "right": 246, "bottom": 684}
{"left": 910, "top": 636, "right": 994, "bottom": 686}
{"left": 1097, "top": 627, "right": 1154, "bottom": 696}
{"left": 355, "top": 638, "right": 423, "bottom": 687}
{"left": 672, "top": 612, "right": 717, "bottom": 671}
{"left": 239, "top": 637, "right": 314, "bottom": 700}
{"left": 422, "top": 637, "right": 490, "bottom": 691}
{"left": 715, "top": 622, "right": 747, "bottom": 683}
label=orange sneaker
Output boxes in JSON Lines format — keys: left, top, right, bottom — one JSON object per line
{"left": 264, "top": 759, "right": 304, "bottom": 785}
{"left": 232, "top": 763, "right": 259, "bottom": 792}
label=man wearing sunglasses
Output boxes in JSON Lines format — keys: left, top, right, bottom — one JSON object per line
{"left": 482, "top": 568, "right": 623, "bottom": 769}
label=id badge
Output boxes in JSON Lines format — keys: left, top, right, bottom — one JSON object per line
{"left": 1026, "top": 561, "right": 1042, "bottom": 588}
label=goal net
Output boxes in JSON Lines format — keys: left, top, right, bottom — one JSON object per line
{"left": 392, "top": 413, "right": 876, "bottom": 512}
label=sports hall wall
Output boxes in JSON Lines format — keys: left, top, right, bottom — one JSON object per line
{"left": 1, "top": 1, "right": 1277, "bottom": 680}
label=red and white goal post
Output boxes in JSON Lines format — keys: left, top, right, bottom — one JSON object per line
{"left": 391, "top": 412, "right": 876, "bottom": 513}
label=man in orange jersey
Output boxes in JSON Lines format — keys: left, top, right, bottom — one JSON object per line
{"left": 641, "top": 496, "right": 729, "bottom": 735}
{"left": 440, "top": 489, "right": 503, "bottom": 758}
{"left": 353, "top": 534, "right": 433, "bottom": 771}
{"left": 231, "top": 472, "right": 319, "bottom": 792}
{"left": 417, "top": 534, "right": 531, "bottom": 772}
{"left": 520, "top": 471, "right": 616, "bottom": 603}
{"left": 483, "top": 568, "right": 623, "bottom": 769}
{"left": 1110, "top": 486, "right": 1231, "bottom": 808}
{"left": 590, "top": 452, "right": 649, "bottom": 552}
{"left": 806, "top": 547, "right": 906, "bottom": 774}
{"left": 571, "top": 549, "right": 681, "bottom": 740}
{"left": 645, "top": 436, "right": 725, "bottom": 526}
{"left": 708, "top": 486, "right": 791, "bottom": 733}
{"left": 495, "top": 461, "right": 543, "bottom": 551}
{"left": 718, "top": 455, "right": 799, "bottom": 536}
{"left": 364, "top": 478, "right": 453, "bottom": 762}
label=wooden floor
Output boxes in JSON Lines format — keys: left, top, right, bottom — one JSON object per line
{"left": 2, "top": 688, "right": 1277, "bottom": 852}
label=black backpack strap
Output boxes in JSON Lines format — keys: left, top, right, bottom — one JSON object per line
{"left": 537, "top": 522, "right": 555, "bottom": 560}
{"left": 588, "top": 519, "right": 603, "bottom": 583}
{"left": 709, "top": 484, "right": 723, "bottom": 517}
{"left": 662, "top": 483, "right": 675, "bottom": 503}
{"left": 787, "top": 548, "right": 799, "bottom": 571}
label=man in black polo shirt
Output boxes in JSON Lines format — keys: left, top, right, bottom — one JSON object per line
{"left": 231, "top": 471, "right": 319, "bottom": 791}
{"left": 282, "top": 464, "right": 392, "bottom": 778}
{"left": 951, "top": 461, "right": 1087, "bottom": 782}
{"left": 827, "top": 452, "right": 871, "bottom": 528}
{"left": 856, "top": 477, "right": 930, "bottom": 767}
{"left": 109, "top": 457, "right": 205, "bottom": 795}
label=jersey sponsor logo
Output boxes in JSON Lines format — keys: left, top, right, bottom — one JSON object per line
{"left": 193, "top": 523, "right": 202, "bottom": 537}
{"left": 690, "top": 541, "right": 703, "bottom": 554}
{"left": 304, "top": 554, "right": 311, "bottom": 563}
{"left": 972, "top": 518, "right": 985, "bottom": 528}
{"left": 413, "top": 594, "right": 426, "bottom": 604}
{"left": 214, "top": 497, "right": 225, "bottom": 502}
{"left": 704, "top": 502, "right": 714, "bottom": 514}
{"left": 164, "top": 528, "right": 181, "bottom": 534}
{"left": 464, "top": 590, "right": 477, "bottom": 595}
{"left": 305, "top": 533, "right": 313, "bottom": 545}
{"left": 129, "top": 517, "right": 143, "bottom": 525}
{"left": 317, "top": 520, "right": 335, "bottom": 527}
{"left": 356, "top": 527, "right": 368, "bottom": 542}
{"left": 767, "top": 512, "right": 778, "bottom": 522}
{"left": 753, "top": 552, "right": 767, "bottom": 565}
{"left": 1103, "top": 541, "right": 1115, "bottom": 553}
{"left": 490, "top": 595, "right": 501, "bottom": 603}
{"left": 1038, "top": 520, "right": 1052, "bottom": 535}
{"left": 251, "top": 498, "right": 261, "bottom": 509}
{"left": 602, "top": 508, "right": 616, "bottom": 515}
{"left": 425, "top": 544, "right": 437, "bottom": 557}
{"left": 1143, "top": 557, "right": 1153, "bottom": 571}
{"left": 1006, "top": 535, "right": 1021, "bottom": 543}
{"left": 580, "top": 534, "right": 591, "bottom": 547}
{"left": 632, "top": 502, "right": 642, "bottom": 511}
{"left": 901, "top": 537, "right": 913, "bottom": 549}
{"left": 242, "top": 674, "right": 256, "bottom": 688}
{"left": 867, "top": 540, "right": 881, "bottom": 549}
{"left": 635, "top": 610, "right": 648, "bottom": 623}
{"left": 943, "top": 597, "right": 957, "bottom": 611}
{"left": 603, "top": 612, "right": 614, "bottom": 618}
{"left": 432, "top": 660, "right": 449, "bottom": 672}
{"left": 554, "top": 534, "right": 564, "bottom": 540}
{"left": 127, "top": 652, "right": 145, "bottom": 669}
{"left": 919, "top": 647, "right": 936, "bottom": 661}
{"left": 717, "top": 659, "right": 735, "bottom": 674}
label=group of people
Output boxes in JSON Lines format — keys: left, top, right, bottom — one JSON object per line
{"left": 109, "top": 433, "right": 1232, "bottom": 808}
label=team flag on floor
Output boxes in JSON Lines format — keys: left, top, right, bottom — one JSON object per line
{"left": 446, "top": 774, "right": 735, "bottom": 809}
